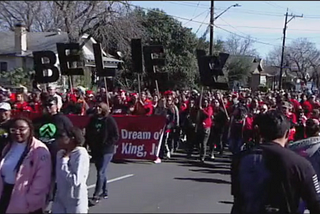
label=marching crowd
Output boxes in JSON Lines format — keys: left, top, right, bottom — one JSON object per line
{"left": 1, "top": 84, "right": 320, "bottom": 213}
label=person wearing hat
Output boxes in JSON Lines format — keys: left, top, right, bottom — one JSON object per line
{"left": 33, "top": 96, "right": 74, "bottom": 213}
{"left": 0, "top": 102, "right": 11, "bottom": 153}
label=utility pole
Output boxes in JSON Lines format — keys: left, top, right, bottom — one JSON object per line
{"left": 278, "top": 8, "right": 303, "bottom": 90}
{"left": 209, "top": 0, "right": 214, "bottom": 55}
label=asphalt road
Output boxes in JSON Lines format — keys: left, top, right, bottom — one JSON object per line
{"left": 87, "top": 152, "right": 233, "bottom": 213}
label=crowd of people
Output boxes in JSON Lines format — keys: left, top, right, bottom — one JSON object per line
{"left": 2, "top": 83, "right": 320, "bottom": 213}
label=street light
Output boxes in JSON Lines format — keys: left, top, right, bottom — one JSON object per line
{"left": 208, "top": 3, "right": 241, "bottom": 55}
{"left": 214, "top": 3, "right": 241, "bottom": 21}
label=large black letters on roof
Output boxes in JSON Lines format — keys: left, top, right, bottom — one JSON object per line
{"left": 56, "top": 43, "right": 84, "bottom": 76}
{"left": 92, "top": 43, "right": 116, "bottom": 77}
{"left": 33, "top": 51, "right": 60, "bottom": 83}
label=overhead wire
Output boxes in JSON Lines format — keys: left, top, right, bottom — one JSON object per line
{"left": 184, "top": 9, "right": 210, "bottom": 25}
{"left": 195, "top": 10, "right": 210, "bottom": 34}
{"left": 162, "top": 1, "right": 319, "bottom": 19}
{"left": 121, "top": 1, "right": 315, "bottom": 52}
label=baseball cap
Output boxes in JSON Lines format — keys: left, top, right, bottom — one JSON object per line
{"left": 0, "top": 102, "right": 11, "bottom": 111}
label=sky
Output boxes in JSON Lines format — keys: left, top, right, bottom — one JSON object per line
{"left": 130, "top": 1, "right": 320, "bottom": 59}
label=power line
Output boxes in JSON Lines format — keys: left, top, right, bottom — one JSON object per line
{"left": 211, "top": 24, "right": 320, "bottom": 32}
{"left": 214, "top": 24, "right": 308, "bottom": 52}
{"left": 122, "top": 1, "right": 316, "bottom": 52}
{"left": 214, "top": 25, "right": 276, "bottom": 46}
{"left": 127, "top": 2, "right": 320, "bottom": 33}
{"left": 184, "top": 9, "right": 209, "bottom": 25}
{"left": 218, "top": 17, "right": 249, "bottom": 37}
{"left": 195, "top": 11, "right": 210, "bottom": 34}
{"left": 164, "top": 1, "right": 320, "bottom": 19}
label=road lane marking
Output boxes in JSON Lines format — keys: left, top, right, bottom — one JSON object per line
{"left": 87, "top": 174, "right": 134, "bottom": 189}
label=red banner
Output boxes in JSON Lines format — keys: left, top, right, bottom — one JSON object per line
{"left": 13, "top": 112, "right": 166, "bottom": 161}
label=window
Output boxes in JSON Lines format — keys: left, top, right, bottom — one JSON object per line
{"left": 0, "top": 62, "right": 7, "bottom": 72}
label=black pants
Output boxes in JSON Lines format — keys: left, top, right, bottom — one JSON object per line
{"left": 0, "top": 183, "right": 43, "bottom": 214}
{"left": 210, "top": 126, "right": 224, "bottom": 154}
{"left": 186, "top": 127, "right": 197, "bottom": 156}
{"left": 0, "top": 183, "right": 14, "bottom": 214}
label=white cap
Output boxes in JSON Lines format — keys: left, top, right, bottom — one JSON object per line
{"left": 0, "top": 102, "right": 11, "bottom": 111}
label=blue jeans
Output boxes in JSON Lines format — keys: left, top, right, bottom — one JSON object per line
{"left": 93, "top": 153, "right": 114, "bottom": 197}
{"left": 229, "top": 138, "right": 243, "bottom": 155}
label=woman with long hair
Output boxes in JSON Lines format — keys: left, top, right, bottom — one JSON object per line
{"left": 85, "top": 102, "right": 119, "bottom": 206}
{"left": 0, "top": 117, "right": 52, "bottom": 213}
{"left": 53, "top": 127, "right": 90, "bottom": 213}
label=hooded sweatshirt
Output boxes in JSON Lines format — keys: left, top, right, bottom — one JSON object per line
{"left": 53, "top": 147, "right": 90, "bottom": 213}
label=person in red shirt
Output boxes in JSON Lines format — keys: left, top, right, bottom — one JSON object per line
{"left": 12, "top": 92, "right": 32, "bottom": 114}
{"left": 29, "top": 91, "right": 43, "bottom": 114}
{"left": 286, "top": 93, "right": 301, "bottom": 113}
{"left": 152, "top": 94, "right": 159, "bottom": 109}
{"left": 119, "top": 89, "right": 128, "bottom": 106}
{"left": 281, "top": 101, "right": 297, "bottom": 142}
{"left": 85, "top": 90, "right": 96, "bottom": 109}
{"left": 140, "top": 92, "right": 153, "bottom": 116}
{"left": 302, "top": 95, "right": 314, "bottom": 118}
{"left": 197, "top": 97, "right": 213, "bottom": 163}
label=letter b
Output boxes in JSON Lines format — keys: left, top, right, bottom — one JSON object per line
{"left": 33, "top": 51, "right": 60, "bottom": 83}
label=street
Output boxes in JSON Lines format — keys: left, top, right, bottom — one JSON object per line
{"left": 87, "top": 152, "right": 233, "bottom": 213}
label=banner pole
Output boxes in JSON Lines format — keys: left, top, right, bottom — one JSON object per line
{"left": 219, "top": 94, "right": 230, "bottom": 120}
{"left": 155, "top": 79, "right": 160, "bottom": 97}
{"left": 104, "top": 77, "right": 110, "bottom": 107}
{"left": 155, "top": 126, "right": 166, "bottom": 159}
{"left": 195, "top": 86, "right": 204, "bottom": 132}
{"left": 68, "top": 75, "right": 73, "bottom": 94}
{"left": 137, "top": 73, "right": 142, "bottom": 95}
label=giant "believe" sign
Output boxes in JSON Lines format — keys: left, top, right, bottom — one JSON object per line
{"left": 33, "top": 41, "right": 166, "bottom": 84}
{"left": 33, "top": 43, "right": 114, "bottom": 84}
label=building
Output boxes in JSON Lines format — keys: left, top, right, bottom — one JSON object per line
{"left": 224, "top": 55, "right": 264, "bottom": 91}
{"left": 0, "top": 23, "right": 122, "bottom": 85}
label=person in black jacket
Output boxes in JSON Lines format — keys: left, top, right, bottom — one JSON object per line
{"left": 0, "top": 102, "right": 11, "bottom": 153}
{"left": 231, "top": 110, "right": 320, "bottom": 214}
{"left": 86, "top": 102, "right": 119, "bottom": 206}
{"left": 33, "top": 96, "right": 74, "bottom": 213}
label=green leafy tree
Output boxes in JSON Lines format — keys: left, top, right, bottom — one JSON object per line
{"left": 0, "top": 68, "right": 34, "bottom": 88}
{"left": 129, "top": 8, "right": 205, "bottom": 90}
{"left": 226, "top": 57, "right": 251, "bottom": 87}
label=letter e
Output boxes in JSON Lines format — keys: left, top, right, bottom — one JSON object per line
{"left": 56, "top": 43, "right": 84, "bottom": 75}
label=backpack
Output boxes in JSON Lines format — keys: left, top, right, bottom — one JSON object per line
{"left": 232, "top": 146, "right": 292, "bottom": 214}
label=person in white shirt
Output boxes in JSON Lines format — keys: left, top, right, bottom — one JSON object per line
{"left": 52, "top": 127, "right": 90, "bottom": 214}
{"left": 47, "top": 85, "right": 63, "bottom": 111}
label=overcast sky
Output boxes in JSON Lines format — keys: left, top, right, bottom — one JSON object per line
{"left": 131, "top": 1, "right": 320, "bottom": 59}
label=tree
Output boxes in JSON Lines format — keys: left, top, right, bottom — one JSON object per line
{"left": 226, "top": 57, "right": 252, "bottom": 87}
{"left": 221, "top": 34, "right": 258, "bottom": 86}
{"left": 0, "top": 1, "right": 145, "bottom": 89}
{"left": 0, "top": 1, "right": 140, "bottom": 43}
{"left": 266, "top": 38, "right": 320, "bottom": 84}
{"left": 223, "top": 34, "right": 258, "bottom": 57}
{"left": 0, "top": 68, "right": 34, "bottom": 87}
{"left": 118, "top": 8, "right": 203, "bottom": 91}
